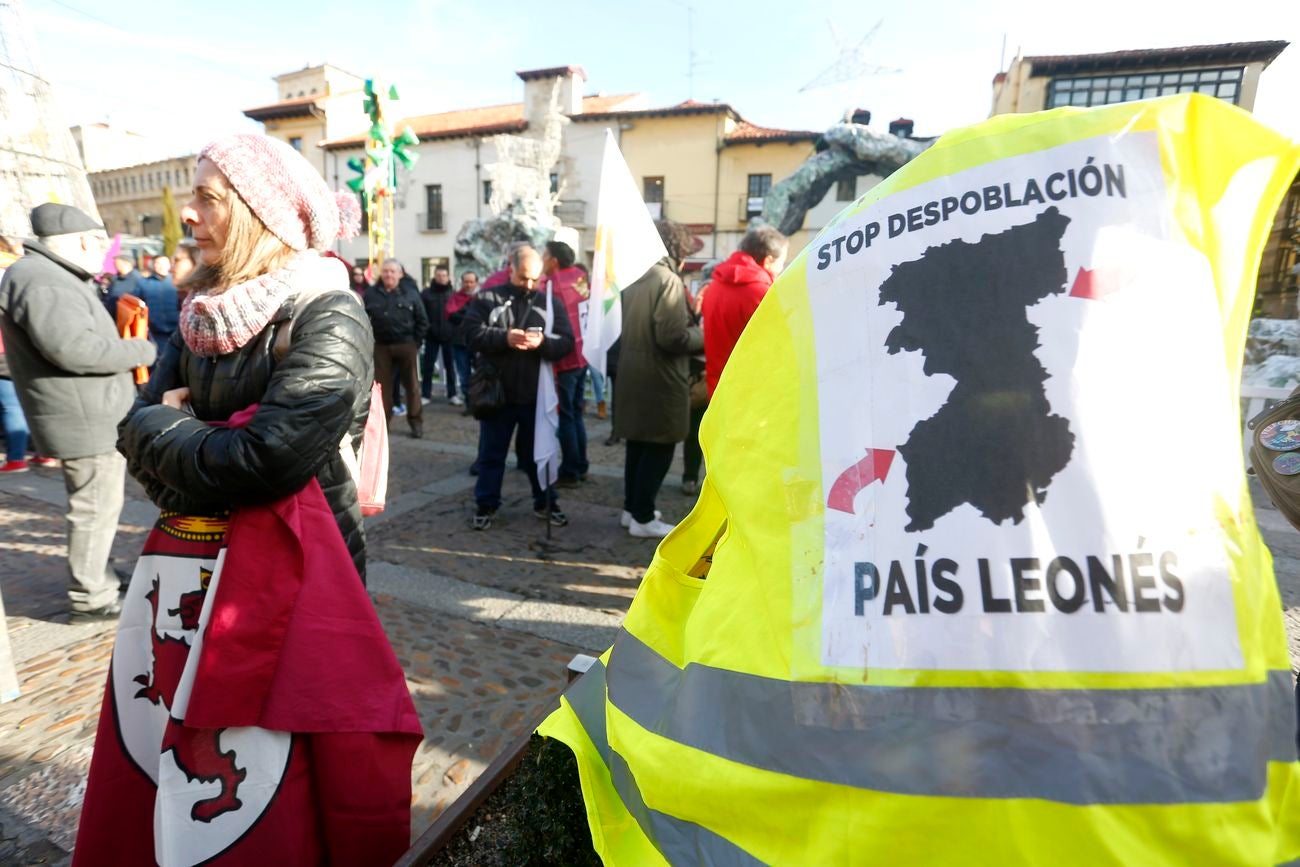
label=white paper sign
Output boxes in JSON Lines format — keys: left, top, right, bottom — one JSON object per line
{"left": 811, "top": 133, "right": 1245, "bottom": 673}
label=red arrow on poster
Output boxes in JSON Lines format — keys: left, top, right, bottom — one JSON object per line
{"left": 1069, "top": 267, "right": 1121, "bottom": 300}
{"left": 826, "top": 449, "right": 895, "bottom": 514}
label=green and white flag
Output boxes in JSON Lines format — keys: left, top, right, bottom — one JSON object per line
{"left": 581, "top": 129, "right": 667, "bottom": 376}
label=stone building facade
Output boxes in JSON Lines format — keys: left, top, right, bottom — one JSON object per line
{"left": 87, "top": 155, "right": 196, "bottom": 240}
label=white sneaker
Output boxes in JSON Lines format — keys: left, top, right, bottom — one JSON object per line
{"left": 621, "top": 509, "right": 661, "bottom": 528}
{"left": 629, "top": 517, "right": 675, "bottom": 538}
{"left": 450, "top": 395, "right": 465, "bottom": 407}
{"left": 393, "top": 404, "right": 406, "bottom": 416}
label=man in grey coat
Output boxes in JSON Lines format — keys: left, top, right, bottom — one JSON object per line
{"left": 613, "top": 220, "right": 704, "bottom": 539}
{"left": 0, "top": 204, "right": 156, "bottom": 620}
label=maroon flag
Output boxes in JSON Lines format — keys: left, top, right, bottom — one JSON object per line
{"left": 74, "top": 479, "right": 421, "bottom": 866}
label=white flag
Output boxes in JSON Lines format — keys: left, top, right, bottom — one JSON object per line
{"left": 534, "top": 280, "right": 561, "bottom": 490}
{"left": 581, "top": 129, "right": 668, "bottom": 376}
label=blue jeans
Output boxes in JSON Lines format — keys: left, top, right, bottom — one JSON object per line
{"left": 452, "top": 345, "right": 473, "bottom": 399}
{"left": 474, "top": 403, "right": 558, "bottom": 512}
{"left": 421, "top": 338, "right": 455, "bottom": 399}
{"left": 556, "top": 367, "right": 589, "bottom": 481}
{"left": 588, "top": 366, "right": 606, "bottom": 404}
{"left": 0, "top": 378, "right": 29, "bottom": 462}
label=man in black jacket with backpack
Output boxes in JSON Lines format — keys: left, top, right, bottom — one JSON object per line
{"left": 462, "top": 245, "right": 573, "bottom": 530}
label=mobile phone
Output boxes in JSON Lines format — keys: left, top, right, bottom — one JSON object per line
{"left": 526, "top": 326, "right": 543, "bottom": 335}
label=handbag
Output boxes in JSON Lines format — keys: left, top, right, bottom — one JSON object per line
{"left": 273, "top": 300, "right": 388, "bottom": 515}
{"left": 688, "top": 356, "right": 709, "bottom": 409}
{"left": 467, "top": 357, "right": 506, "bottom": 420}
{"left": 116, "top": 293, "right": 150, "bottom": 385}
{"left": 353, "top": 382, "right": 389, "bottom": 516}
{"left": 689, "top": 370, "right": 709, "bottom": 409}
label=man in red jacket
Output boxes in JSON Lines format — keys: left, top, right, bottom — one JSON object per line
{"left": 702, "top": 224, "right": 788, "bottom": 396}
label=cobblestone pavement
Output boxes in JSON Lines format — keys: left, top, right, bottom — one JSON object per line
{"left": 3, "top": 395, "right": 1300, "bottom": 864}
{"left": 0, "top": 399, "right": 645, "bottom": 864}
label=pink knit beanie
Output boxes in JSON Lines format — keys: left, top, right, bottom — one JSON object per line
{"left": 199, "top": 134, "right": 360, "bottom": 252}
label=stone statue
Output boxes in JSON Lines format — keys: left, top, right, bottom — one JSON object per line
{"left": 454, "top": 80, "right": 568, "bottom": 276}
{"left": 762, "top": 122, "right": 931, "bottom": 236}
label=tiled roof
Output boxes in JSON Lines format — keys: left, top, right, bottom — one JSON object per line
{"left": 517, "top": 65, "right": 587, "bottom": 81}
{"left": 242, "top": 95, "right": 319, "bottom": 121}
{"left": 725, "top": 120, "right": 819, "bottom": 144}
{"left": 1024, "top": 41, "right": 1288, "bottom": 75}
{"left": 320, "top": 94, "right": 640, "bottom": 149}
{"left": 574, "top": 98, "right": 737, "bottom": 122}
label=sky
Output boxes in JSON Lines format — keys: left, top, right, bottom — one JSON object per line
{"left": 18, "top": 0, "right": 1300, "bottom": 162}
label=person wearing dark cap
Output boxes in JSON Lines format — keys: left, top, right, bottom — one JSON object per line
{"left": 0, "top": 203, "right": 157, "bottom": 620}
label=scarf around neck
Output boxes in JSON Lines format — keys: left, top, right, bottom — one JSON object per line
{"left": 178, "top": 251, "right": 347, "bottom": 357}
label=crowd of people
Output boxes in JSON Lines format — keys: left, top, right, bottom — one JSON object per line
{"left": 0, "top": 128, "right": 792, "bottom": 860}
{"left": 0, "top": 194, "right": 792, "bottom": 624}
{"left": 353, "top": 219, "right": 789, "bottom": 539}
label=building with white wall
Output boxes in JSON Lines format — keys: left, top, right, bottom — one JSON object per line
{"left": 307, "top": 65, "right": 894, "bottom": 281}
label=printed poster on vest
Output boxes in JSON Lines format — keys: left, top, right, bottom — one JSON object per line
{"left": 538, "top": 96, "right": 1300, "bottom": 866}
{"left": 813, "top": 101, "right": 1296, "bottom": 674}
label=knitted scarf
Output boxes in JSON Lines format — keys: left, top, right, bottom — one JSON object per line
{"left": 178, "top": 251, "right": 346, "bottom": 357}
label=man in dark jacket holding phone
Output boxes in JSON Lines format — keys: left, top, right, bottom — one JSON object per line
{"left": 462, "top": 245, "right": 574, "bottom": 530}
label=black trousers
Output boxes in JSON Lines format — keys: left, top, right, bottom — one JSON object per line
{"left": 624, "top": 440, "right": 675, "bottom": 524}
{"left": 683, "top": 402, "right": 706, "bottom": 483}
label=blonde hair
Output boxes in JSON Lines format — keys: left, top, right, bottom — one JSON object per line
{"left": 182, "top": 162, "right": 296, "bottom": 293}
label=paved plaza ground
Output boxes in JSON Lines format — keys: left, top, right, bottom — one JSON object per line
{"left": 0, "top": 397, "right": 702, "bottom": 864}
{"left": 2, "top": 396, "right": 1300, "bottom": 864}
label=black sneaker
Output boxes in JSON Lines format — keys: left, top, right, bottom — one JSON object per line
{"left": 471, "top": 507, "right": 495, "bottom": 530}
{"left": 533, "top": 507, "right": 568, "bottom": 527}
{"left": 70, "top": 599, "right": 123, "bottom": 623}
{"left": 555, "top": 476, "right": 582, "bottom": 488}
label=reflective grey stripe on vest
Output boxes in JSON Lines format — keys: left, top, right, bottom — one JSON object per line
{"left": 606, "top": 629, "right": 1298, "bottom": 806}
{"left": 566, "top": 660, "right": 765, "bottom": 866}
{"left": 565, "top": 659, "right": 611, "bottom": 766}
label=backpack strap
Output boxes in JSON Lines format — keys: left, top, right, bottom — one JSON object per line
{"left": 271, "top": 287, "right": 357, "bottom": 363}
{"left": 272, "top": 315, "right": 294, "bottom": 363}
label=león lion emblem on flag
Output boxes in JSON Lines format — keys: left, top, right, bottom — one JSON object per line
{"left": 109, "top": 515, "right": 291, "bottom": 864}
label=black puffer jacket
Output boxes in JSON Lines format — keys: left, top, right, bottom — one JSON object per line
{"left": 421, "top": 280, "right": 453, "bottom": 343}
{"left": 463, "top": 282, "right": 574, "bottom": 405}
{"left": 118, "top": 290, "right": 375, "bottom": 577}
{"left": 365, "top": 276, "right": 427, "bottom": 345}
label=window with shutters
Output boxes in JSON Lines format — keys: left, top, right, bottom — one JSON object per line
{"left": 425, "top": 184, "right": 443, "bottom": 231}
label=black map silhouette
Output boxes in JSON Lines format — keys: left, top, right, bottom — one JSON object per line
{"left": 878, "top": 206, "right": 1075, "bottom": 532}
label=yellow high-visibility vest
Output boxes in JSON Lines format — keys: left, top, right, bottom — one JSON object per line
{"left": 540, "top": 94, "right": 1300, "bottom": 866}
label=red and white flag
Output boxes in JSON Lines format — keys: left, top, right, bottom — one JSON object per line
{"left": 74, "top": 477, "right": 422, "bottom": 866}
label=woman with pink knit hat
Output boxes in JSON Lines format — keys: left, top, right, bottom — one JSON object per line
{"left": 73, "top": 135, "right": 422, "bottom": 866}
